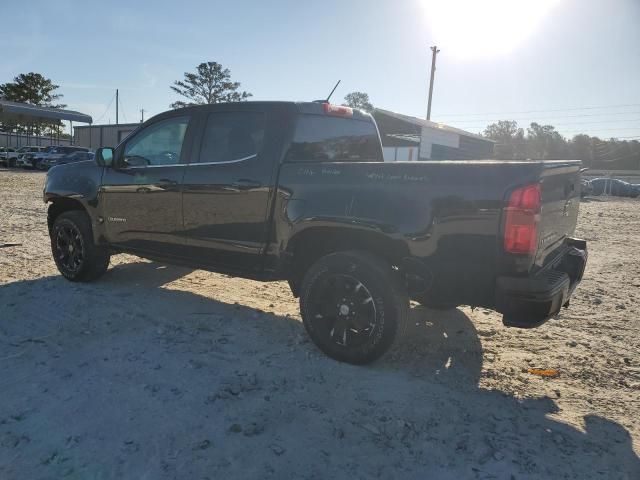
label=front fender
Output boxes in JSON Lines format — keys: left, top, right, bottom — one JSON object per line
{"left": 44, "top": 162, "right": 105, "bottom": 242}
{"left": 44, "top": 161, "right": 103, "bottom": 205}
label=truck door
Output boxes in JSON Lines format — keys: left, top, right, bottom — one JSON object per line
{"left": 181, "top": 107, "right": 279, "bottom": 272}
{"left": 100, "top": 115, "right": 194, "bottom": 256}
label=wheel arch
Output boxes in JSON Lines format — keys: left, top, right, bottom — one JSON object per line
{"left": 47, "top": 197, "right": 89, "bottom": 234}
{"left": 284, "top": 225, "right": 409, "bottom": 296}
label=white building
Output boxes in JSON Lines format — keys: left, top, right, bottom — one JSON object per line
{"left": 373, "top": 109, "right": 495, "bottom": 162}
{"left": 74, "top": 123, "right": 139, "bottom": 149}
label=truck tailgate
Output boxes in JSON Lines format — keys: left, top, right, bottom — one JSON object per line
{"left": 534, "top": 162, "right": 582, "bottom": 267}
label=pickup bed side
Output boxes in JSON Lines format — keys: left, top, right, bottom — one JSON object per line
{"left": 272, "top": 160, "right": 584, "bottom": 315}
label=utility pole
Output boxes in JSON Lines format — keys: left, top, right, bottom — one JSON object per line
{"left": 426, "top": 45, "right": 440, "bottom": 121}
{"left": 115, "top": 89, "right": 119, "bottom": 125}
{"left": 140, "top": 108, "right": 145, "bottom": 123}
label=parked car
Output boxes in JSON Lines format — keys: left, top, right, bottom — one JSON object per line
{"left": 580, "top": 178, "right": 594, "bottom": 197}
{"left": 31, "top": 145, "right": 59, "bottom": 170}
{"left": 55, "top": 150, "right": 95, "bottom": 166}
{"left": 39, "top": 146, "right": 90, "bottom": 169}
{"left": 0, "top": 147, "right": 16, "bottom": 167}
{"left": 588, "top": 178, "right": 640, "bottom": 198}
{"left": 44, "top": 101, "right": 588, "bottom": 364}
{"left": 5, "top": 146, "right": 24, "bottom": 167}
{"left": 15, "top": 146, "right": 45, "bottom": 168}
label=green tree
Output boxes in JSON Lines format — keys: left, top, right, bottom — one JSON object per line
{"left": 170, "top": 61, "right": 251, "bottom": 109}
{"left": 526, "top": 122, "right": 568, "bottom": 159}
{"left": 483, "top": 120, "right": 525, "bottom": 159}
{"left": 0, "top": 72, "right": 66, "bottom": 134}
{"left": 343, "top": 91, "right": 374, "bottom": 113}
{"left": 569, "top": 134, "right": 594, "bottom": 167}
{"left": 481, "top": 119, "right": 640, "bottom": 168}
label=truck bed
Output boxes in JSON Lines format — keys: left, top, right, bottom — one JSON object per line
{"left": 275, "top": 159, "right": 582, "bottom": 308}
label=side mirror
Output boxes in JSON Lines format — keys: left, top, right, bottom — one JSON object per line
{"left": 95, "top": 147, "right": 114, "bottom": 167}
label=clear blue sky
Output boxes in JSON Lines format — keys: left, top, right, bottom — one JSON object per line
{"left": 2, "top": 0, "right": 639, "bottom": 139}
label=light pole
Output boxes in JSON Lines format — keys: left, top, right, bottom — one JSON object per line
{"left": 426, "top": 45, "right": 440, "bottom": 121}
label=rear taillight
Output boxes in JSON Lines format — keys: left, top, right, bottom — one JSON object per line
{"left": 323, "top": 103, "right": 353, "bottom": 117}
{"left": 504, "top": 183, "right": 541, "bottom": 255}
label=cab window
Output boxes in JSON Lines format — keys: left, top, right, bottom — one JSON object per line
{"left": 285, "top": 114, "right": 382, "bottom": 162}
{"left": 123, "top": 116, "right": 190, "bottom": 167}
{"left": 198, "top": 111, "right": 265, "bottom": 163}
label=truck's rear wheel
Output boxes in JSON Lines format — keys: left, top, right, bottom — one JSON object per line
{"left": 300, "top": 251, "right": 409, "bottom": 365}
{"left": 51, "top": 210, "right": 110, "bottom": 282}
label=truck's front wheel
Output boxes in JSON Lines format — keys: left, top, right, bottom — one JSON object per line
{"left": 300, "top": 251, "right": 409, "bottom": 365}
{"left": 51, "top": 211, "right": 110, "bottom": 282}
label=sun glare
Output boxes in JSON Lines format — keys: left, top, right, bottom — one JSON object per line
{"left": 422, "top": 0, "right": 561, "bottom": 58}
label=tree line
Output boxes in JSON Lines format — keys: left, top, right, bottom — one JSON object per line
{"left": 0, "top": 73, "right": 68, "bottom": 138}
{"left": 2, "top": 63, "right": 638, "bottom": 170}
{"left": 483, "top": 120, "right": 640, "bottom": 170}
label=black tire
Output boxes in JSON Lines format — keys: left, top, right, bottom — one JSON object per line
{"left": 300, "top": 251, "right": 409, "bottom": 365}
{"left": 50, "top": 210, "right": 110, "bottom": 282}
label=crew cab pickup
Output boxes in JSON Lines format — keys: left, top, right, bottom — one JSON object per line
{"left": 44, "top": 101, "right": 587, "bottom": 364}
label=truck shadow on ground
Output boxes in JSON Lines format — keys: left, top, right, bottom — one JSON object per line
{"left": 0, "top": 261, "right": 638, "bottom": 479}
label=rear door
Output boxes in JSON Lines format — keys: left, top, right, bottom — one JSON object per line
{"left": 181, "top": 105, "right": 283, "bottom": 272}
{"left": 535, "top": 162, "right": 581, "bottom": 267}
{"left": 100, "top": 114, "right": 195, "bottom": 257}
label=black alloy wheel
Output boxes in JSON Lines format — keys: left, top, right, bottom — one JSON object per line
{"left": 54, "top": 222, "right": 85, "bottom": 274}
{"left": 306, "top": 273, "right": 378, "bottom": 349}
{"left": 300, "top": 251, "right": 409, "bottom": 365}
{"left": 50, "top": 210, "right": 110, "bottom": 282}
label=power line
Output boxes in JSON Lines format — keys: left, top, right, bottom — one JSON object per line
{"left": 93, "top": 93, "right": 116, "bottom": 124}
{"left": 119, "top": 94, "right": 128, "bottom": 123}
{"left": 437, "top": 102, "right": 640, "bottom": 118}
{"left": 447, "top": 110, "right": 640, "bottom": 124}
{"left": 451, "top": 118, "right": 640, "bottom": 130}
{"left": 558, "top": 127, "right": 640, "bottom": 133}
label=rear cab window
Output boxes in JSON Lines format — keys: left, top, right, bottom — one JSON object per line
{"left": 286, "top": 111, "right": 382, "bottom": 162}
{"left": 198, "top": 111, "right": 265, "bottom": 163}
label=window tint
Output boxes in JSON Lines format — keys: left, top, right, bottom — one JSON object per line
{"left": 286, "top": 114, "right": 382, "bottom": 162}
{"left": 124, "top": 116, "right": 189, "bottom": 166}
{"left": 199, "top": 111, "right": 265, "bottom": 163}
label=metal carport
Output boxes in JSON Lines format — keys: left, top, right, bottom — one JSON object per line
{"left": 0, "top": 100, "right": 92, "bottom": 146}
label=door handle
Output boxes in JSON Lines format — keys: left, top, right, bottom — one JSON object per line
{"left": 231, "top": 179, "right": 262, "bottom": 190}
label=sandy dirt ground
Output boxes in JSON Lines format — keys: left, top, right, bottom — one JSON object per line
{"left": 1, "top": 169, "right": 639, "bottom": 479}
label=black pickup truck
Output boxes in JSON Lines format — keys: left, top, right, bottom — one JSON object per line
{"left": 44, "top": 101, "right": 587, "bottom": 364}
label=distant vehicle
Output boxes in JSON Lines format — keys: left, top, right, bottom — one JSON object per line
{"left": 31, "top": 145, "right": 59, "bottom": 169}
{"left": 580, "top": 178, "right": 594, "bottom": 197}
{"left": 15, "top": 146, "right": 45, "bottom": 168}
{"left": 45, "top": 101, "right": 588, "bottom": 364}
{"left": 589, "top": 178, "right": 640, "bottom": 198}
{"left": 0, "top": 147, "right": 16, "bottom": 167}
{"left": 4, "top": 146, "right": 34, "bottom": 167}
{"left": 55, "top": 151, "right": 95, "bottom": 166}
{"left": 38, "top": 146, "right": 89, "bottom": 170}
{"left": 5, "top": 147, "right": 23, "bottom": 167}
{"left": 39, "top": 146, "right": 89, "bottom": 169}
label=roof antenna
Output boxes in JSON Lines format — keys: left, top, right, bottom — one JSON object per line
{"left": 326, "top": 80, "right": 341, "bottom": 102}
{"left": 314, "top": 80, "right": 341, "bottom": 103}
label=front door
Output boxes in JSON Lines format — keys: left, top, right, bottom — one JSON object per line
{"left": 181, "top": 108, "right": 277, "bottom": 272}
{"left": 100, "top": 115, "right": 194, "bottom": 257}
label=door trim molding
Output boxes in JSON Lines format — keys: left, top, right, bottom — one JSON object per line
{"left": 188, "top": 154, "right": 257, "bottom": 167}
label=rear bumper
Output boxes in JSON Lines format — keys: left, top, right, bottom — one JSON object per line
{"left": 496, "top": 238, "right": 588, "bottom": 328}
